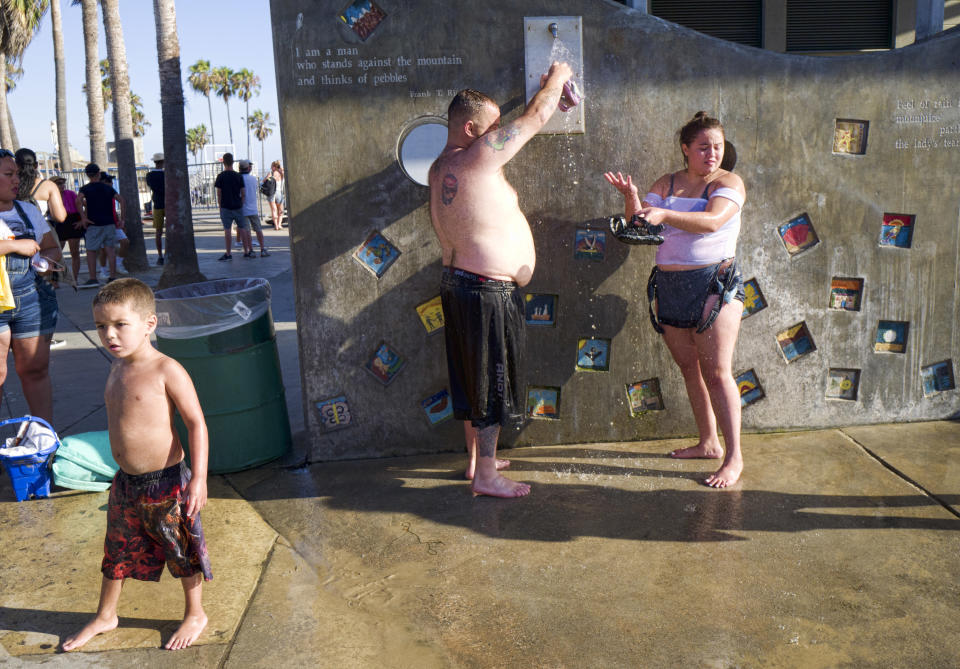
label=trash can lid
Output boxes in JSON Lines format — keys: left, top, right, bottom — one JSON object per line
{"left": 155, "top": 278, "right": 272, "bottom": 339}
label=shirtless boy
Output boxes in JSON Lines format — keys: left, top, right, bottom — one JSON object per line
{"left": 63, "top": 278, "right": 212, "bottom": 651}
{"left": 428, "top": 61, "right": 573, "bottom": 498}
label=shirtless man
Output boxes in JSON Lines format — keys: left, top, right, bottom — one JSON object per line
{"left": 428, "top": 61, "right": 573, "bottom": 498}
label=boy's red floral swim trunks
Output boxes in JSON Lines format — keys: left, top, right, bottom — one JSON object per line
{"left": 101, "top": 460, "right": 213, "bottom": 582}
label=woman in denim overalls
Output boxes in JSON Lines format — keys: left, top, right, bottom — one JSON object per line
{"left": 0, "top": 151, "right": 62, "bottom": 422}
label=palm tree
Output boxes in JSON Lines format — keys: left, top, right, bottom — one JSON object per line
{"left": 87, "top": 63, "right": 151, "bottom": 140}
{"left": 50, "top": 0, "right": 71, "bottom": 171}
{"left": 101, "top": 0, "right": 146, "bottom": 270}
{"left": 0, "top": 0, "right": 48, "bottom": 150}
{"left": 187, "top": 58, "right": 215, "bottom": 145}
{"left": 130, "top": 92, "right": 149, "bottom": 137}
{"left": 185, "top": 123, "right": 208, "bottom": 163}
{"left": 97, "top": 58, "right": 111, "bottom": 109}
{"left": 248, "top": 109, "right": 273, "bottom": 178}
{"left": 211, "top": 65, "right": 235, "bottom": 148}
{"left": 5, "top": 61, "right": 21, "bottom": 149}
{"left": 153, "top": 0, "right": 203, "bottom": 287}
{"left": 231, "top": 67, "right": 259, "bottom": 159}
{"left": 75, "top": 0, "right": 106, "bottom": 166}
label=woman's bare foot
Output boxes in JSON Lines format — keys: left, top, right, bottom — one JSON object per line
{"left": 669, "top": 440, "right": 724, "bottom": 459}
{"left": 61, "top": 614, "right": 119, "bottom": 651}
{"left": 164, "top": 611, "right": 207, "bottom": 650}
{"left": 465, "top": 458, "right": 510, "bottom": 480}
{"left": 471, "top": 474, "right": 530, "bottom": 498}
{"left": 704, "top": 456, "right": 743, "bottom": 488}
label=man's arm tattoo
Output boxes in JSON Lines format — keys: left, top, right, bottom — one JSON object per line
{"left": 441, "top": 173, "right": 458, "bottom": 205}
{"left": 483, "top": 125, "right": 521, "bottom": 151}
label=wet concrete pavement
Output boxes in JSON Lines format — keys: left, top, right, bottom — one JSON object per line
{"left": 1, "top": 214, "right": 959, "bottom": 667}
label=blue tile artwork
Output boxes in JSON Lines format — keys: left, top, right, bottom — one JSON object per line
{"left": 420, "top": 389, "right": 454, "bottom": 426}
{"left": 874, "top": 320, "right": 909, "bottom": 353}
{"left": 316, "top": 395, "right": 353, "bottom": 432}
{"left": 527, "top": 386, "right": 561, "bottom": 419}
{"left": 921, "top": 360, "right": 955, "bottom": 397}
{"left": 353, "top": 230, "right": 401, "bottom": 278}
{"left": 576, "top": 337, "right": 610, "bottom": 372}
{"left": 826, "top": 368, "right": 860, "bottom": 401}
{"left": 829, "top": 277, "right": 864, "bottom": 311}
{"left": 778, "top": 213, "right": 820, "bottom": 256}
{"left": 776, "top": 322, "right": 816, "bottom": 363}
{"left": 525, "top": 293, "right": 558, "bottom": 326}
{"left": 364, "top": 341, "right": 406, "bottom": 385}
{"left": 574, "top": 229, "right": 606, "bottom": 261}
{"left": 735, "top": 369, "right": 765, "bottom": 407}
{"left": 625, "top": 378, "right": 664, "bottom": 416}
{"left": 879, "top": 213, "right": 915, "bottom": 249}
{"left": 742, "top": 277, "right": 767, "bottom": 318}
{"left": 338, "top": 0, "right": 387, "bottom": 41}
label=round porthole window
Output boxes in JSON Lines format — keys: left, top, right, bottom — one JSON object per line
{"left": 397, "top": 117, "right": 447, "bottom": 186}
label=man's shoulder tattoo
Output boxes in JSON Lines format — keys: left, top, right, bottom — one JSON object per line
{"left": 483, "top": 126, "right": 521, "bottom": 151}
{"left": 440, "top": 173, "right": 458, "bottom": 205}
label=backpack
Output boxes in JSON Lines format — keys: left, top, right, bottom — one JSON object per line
{"left": 260, "top": 176, "right": 276, "bottom": 197}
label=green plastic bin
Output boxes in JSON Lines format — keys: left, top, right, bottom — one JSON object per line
{"left": 155, "top": 279, "right": 291, "bottom": 473}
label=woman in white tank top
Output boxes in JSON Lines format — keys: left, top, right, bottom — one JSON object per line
{"left": 603, "top": 111, "right": 746, "bottom": 489}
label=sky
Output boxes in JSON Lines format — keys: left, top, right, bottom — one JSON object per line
{"left": 11, "top": 0, "right": 282, "bottom": 171}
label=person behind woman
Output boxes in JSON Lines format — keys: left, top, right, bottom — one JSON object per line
{"left": 268, "top": 160, "right": 284, "bottom": 229}
{"left": 0, "top": 149, "right": 62, "bottom": 422}
{"left": 52, "top": 176, "right": 83, "bottom": 284}
{"left": 15, "top": 148, "right": 66, "bottom": 226}
{"left": 604, "top": 111, "right": 746, "bottom": 488}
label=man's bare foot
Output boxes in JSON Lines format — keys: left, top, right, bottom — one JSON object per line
{"left": 471, "top": 474, "right": 530, "bottom": 498}
{"left": 164, "top": 611, "right": 207, "bottom": 650}
{"left": 704, "top": 458, "right": 743, "bottom": 488}
{"left": 465, "top": 458, "right": 510, "bottom": 480}
{"left": 61, "top": 614, "right": 118, "bottom": 651}
{"left": 669, "top": 440, "right": 724, "bottom": 459}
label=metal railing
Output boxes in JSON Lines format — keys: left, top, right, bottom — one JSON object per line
{"left": 38, "top": 162, "right": 277, "bottom": 216}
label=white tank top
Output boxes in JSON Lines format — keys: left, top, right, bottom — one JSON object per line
{"left": 646, "top": 184, "right": 744, "bottom": 266}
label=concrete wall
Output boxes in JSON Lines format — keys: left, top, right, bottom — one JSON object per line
{"left": 271, "top": 0, "right": 960, "bottom": 460}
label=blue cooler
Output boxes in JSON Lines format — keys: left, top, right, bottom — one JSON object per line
{"left": 0, "top": 416, "right": 61, "bottom": 502}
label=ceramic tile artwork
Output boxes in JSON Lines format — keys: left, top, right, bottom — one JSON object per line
{"left": 778, "top": 213, "right": 820, "bottom": 256}
{"left": 338, "top": 0, "right": 386, "bottom": 40}
{"left": 625, "top": 378, "right": 664, "bottom": 416}
{"left": 416, "top": 295, "right": 444, "bottom": 334}
{"left": 574, "top": 229, "right": 606, "bottom": 261}
{"left": 833, "top": 119, "right": 869, "bottom": 155}
{"left": 826, "top": 368, "right": 860, "bottom": 401}
{"left": 874, "top": 320, "right": 909, "bottom": 353}
{"left": 879, "top": 213, "right": 915, "bottom": 248}
{"left": 525, "top": 293, "right": 558, "bottom": 326}
{"left": 735, "top": 369, "right": 765, "bottom": 407}
{"left": 420, "top": 389, "right": 454, "bottom": 426}
{"left": 829, "top": 277, "right": 864, "bottom": 311}
{"left": 776, "top": 322, "right": 817, "bottom": 363}
{"left": 353, "top": 230, "right": 401, "bottom": 278}
{"left": 364, "top": 342, "right": 406, "bottom": 385}
{"left": 742, "top": 277, "right": 768, "bottom": 318}
{"left": 527, "top": 386, "right": 560, "bottom": 419}
{"left": 316, "top": 395, "right": 353, "bottom": 432}
{"left": 576, "top": 338, "right": 610, "bottom": 372}
{"left": 921, "top": 360, "right": 955, "bottom": 397}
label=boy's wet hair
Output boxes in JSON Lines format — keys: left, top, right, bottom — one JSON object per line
{"left": 92, "top": 278, "right": 156, "bottom": 318}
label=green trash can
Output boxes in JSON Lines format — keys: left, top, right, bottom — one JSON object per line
{"left": 154, "top": 278, "right": 291, "bottom": 473}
